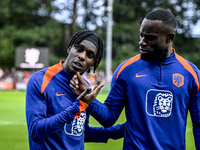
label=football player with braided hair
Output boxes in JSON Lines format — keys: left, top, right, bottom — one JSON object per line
{"left": 26, "top": 30, "right": 125, "bottom": 150}
{"left": 66, "top": 30, "right": 104, "bottom": 73}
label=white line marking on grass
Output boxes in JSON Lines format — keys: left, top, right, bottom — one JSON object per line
{"left": 0, "top": 121, "right": 26, "bottom": 126}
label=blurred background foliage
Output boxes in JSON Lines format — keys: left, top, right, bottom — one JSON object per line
{"left": 0, "top": 0, "right": 200, "bottom": 69}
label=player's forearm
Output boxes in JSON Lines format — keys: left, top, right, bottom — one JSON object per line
{"left": 28, "top": 116, "right": 64, "bottom": 142}
{"left": 87, "top": 99, "right": 121, "bottom": 127}
{"left": 27, "top": 99, "right": 87, "bottom": 142}
{"left": 105, "top": 122, "right": 126, "bottom": 140}
{"left": 84, "top": 126, "right": 109, "bottom": 143}
{"left": 84, "top": 122, "right": 125, "bottom": 143}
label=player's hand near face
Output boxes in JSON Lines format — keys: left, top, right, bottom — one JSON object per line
{"left": 70, "top": 72, "right": 88, "bottom": 95}
{"left": 77, "top": 81, "right": 105, "bottom": 105}
{"left": 70, "top": 72, "right": 106, "bottom": 105}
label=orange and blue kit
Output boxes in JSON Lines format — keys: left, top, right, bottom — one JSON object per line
{"left": 26, "top": 60, "right": 125, "bottom": 150}
{"left": 88, "top": 50, "right": 200, "bottom": 150}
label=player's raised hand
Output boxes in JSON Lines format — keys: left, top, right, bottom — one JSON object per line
{"left": 69, "top": 72, "right": 88, "bottom": 95}
{"left": 77, "top": 87, "right": 92, "bottom": 103}
{"left": 77, "top": 81, "right": 106, "bottom": 105}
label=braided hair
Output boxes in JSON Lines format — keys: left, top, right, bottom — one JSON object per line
{"left": 66, "top": 30, "right": 104, "bottom": 73}
{"left": 145, "top": 9, "right": 176, "bottom": 32}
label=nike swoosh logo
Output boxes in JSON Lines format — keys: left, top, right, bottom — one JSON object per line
{"left": 56, "top": 92, "right": 67, "bottom": 96}
{"left": 135, "top": 74, "right": 148, "bottom": 77}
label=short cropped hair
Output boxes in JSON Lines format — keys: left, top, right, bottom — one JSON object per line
{"left": 145, "top": 9, "right": 176, "bottom": 31}
{"left": 66, "top": 30, "right": 104, "bottom": 73}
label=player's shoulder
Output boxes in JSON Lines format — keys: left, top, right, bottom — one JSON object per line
{"left": 117, "top": 54, "right": 140, "bottom": 71}
{"left": 32, "top": 68, "right": 48, "bottom": 77}
{"left": 175, "top": 53, "right": 199, "bottom": 74}
{"left": 114, "top": 54, "right": 141, "bottom": 80}
{"left": 175, "top": 53, "right": 200, "bottom": 90}
{"left": 28, "top": 68, "right": 48, "bottom": 83}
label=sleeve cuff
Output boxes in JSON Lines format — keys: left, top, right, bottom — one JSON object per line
{"left": 74, "top": 99, "right": 88, "bottom": 120}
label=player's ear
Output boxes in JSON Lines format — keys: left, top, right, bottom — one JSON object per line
{"left": 167, "top": 34, "right": 175, "bottom": 43}
{"left": 66, "top": 46, "right": 72, "bottom": 56}
{"left": 67, "top": 46, "right": 72, "bottom": 53}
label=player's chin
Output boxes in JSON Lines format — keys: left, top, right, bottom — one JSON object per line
{"left": 73, "top": 68, "right": 85, "bottom": 75}
{"left": 68, "top": 68, "right": 80, "bottom": 75}
{"left": 141, "top": 53, "right": 150, "bottom": 61}
{"left": 79, "top": 70, "right": 87, "bottom": 75}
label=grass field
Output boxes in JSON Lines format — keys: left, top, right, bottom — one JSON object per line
{"left": 0, "top": 90, "right": 196, "bottom": 150}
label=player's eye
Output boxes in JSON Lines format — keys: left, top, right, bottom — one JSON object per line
{"left": 75, "top": 46, "right": 84, "bottom": 52}
{"left": 145, "top": 35, "right": 156, "bottom": 41}
{"left": 140, "top": 32, "right": 143, "bottom": 37}
{"left": 87, "top": 52, "right": 95, "bottom": 59}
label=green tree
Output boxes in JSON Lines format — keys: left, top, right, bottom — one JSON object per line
{"left": 1, "top": 0, "right": 200, "bottom": 69}
{"left": 56, "top": 0, "right": 107, "bottom": 56}
{"left": 0, "top": 0, "right": 107, "bottom": 68}
{"left": 0, "top": 0, "right": 61, "bottom": 68}
{"left": 107, "top": 0, "right": 200, "bottom": 69}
